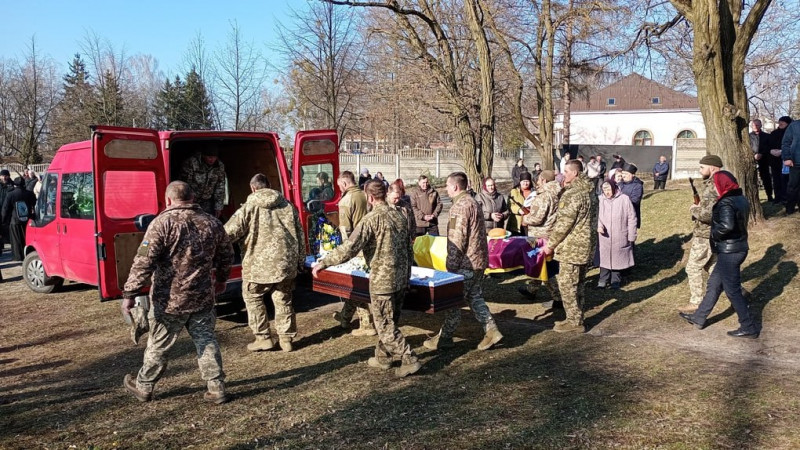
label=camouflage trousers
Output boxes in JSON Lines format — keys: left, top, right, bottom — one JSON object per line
{"left": 136, "top": 308, "right": 224, "bottom": 393}
{"left": 525, "top": 276, "right": 562, "bottom": 302}
{"left": 370, "top": 290, "right": 417, "bottom": 364}
{"left": 686, "top": 237, "right": 717, "bottom": 305}
{"left": 556, "top": 263, "right": 587, "bottom": 326}
{"left": 339, "top": 299, "right": 374, "bottom": 330}
{"left": 242, "top": 278, "right": 297, "bottom": 339}
{"left": 439, "top": 270, "right": 497, "bottom": 339}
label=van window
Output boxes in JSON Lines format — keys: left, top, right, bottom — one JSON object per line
{"left": 36, "top": 173, "right": 58, "bottom": 225}
{"left": 61, "top": 173, "right": 94, "bottom": 220}
{"left": 301, "top": 163, "right": 335, "bottom": 213}
{"left": 103, "top": 171, "right": 158, "bottom": 219}
{"left": 302, "top": 139, "right": 337, "bottom": 156}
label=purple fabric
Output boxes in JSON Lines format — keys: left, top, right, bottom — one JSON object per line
{"left": 487, "top": 236, "right": 552, "bottom": 278}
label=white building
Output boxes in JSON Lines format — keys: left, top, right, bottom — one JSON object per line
{"left": 556, "top": 73, "right": 706, "bottom": 147}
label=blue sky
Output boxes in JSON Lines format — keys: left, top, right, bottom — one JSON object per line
{"left": 0, "top": 0, "right": 303, "bottom": 75}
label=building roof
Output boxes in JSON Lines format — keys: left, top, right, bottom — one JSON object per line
{"left": 572, "top": 73, "right": 698, "bottom": 112}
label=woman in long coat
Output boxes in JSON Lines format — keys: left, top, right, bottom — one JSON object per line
{"left": 596, "top": 178, "right": 637, "bottom": 289}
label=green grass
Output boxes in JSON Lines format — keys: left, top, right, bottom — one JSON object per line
{"left": 1, "top": 185, "right": 799, "bottom": 449}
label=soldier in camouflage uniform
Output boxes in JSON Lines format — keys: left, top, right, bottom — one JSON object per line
{"left": 180, "top": 146, "right": 226, "bottom": 217}
{"left": 543, "top": 161, "right": 598, "bottom": 333}
{"left": 332, "top": 171, "right": 375, "bottom": 336}
{"left": 121, "top": 181, "right": 234, "bottom": 404}
{"left": 312, "top": 180, "right": 421, "bottom": 377}
{"left": 520, "top": 170, "right": 563, "bottom": 307}
{"left": 680, "top": 155, "right": 723, "bottom": 313}
{"left": 224, "top": 174, "right": 305, "bottom": 352}
{"left": 424, "top": 172, "right": 504, "bottom": 351}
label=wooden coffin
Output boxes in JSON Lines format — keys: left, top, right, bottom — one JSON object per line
{"left": 308, "top": 258, "right": 465, "bottom": 314}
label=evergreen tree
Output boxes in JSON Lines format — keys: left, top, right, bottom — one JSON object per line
{"left": 154, "top": 76, "right": 185, "bottom": 130}
{"left": 51, "top": 54, "right": 94, "bottom": 147}
{"left": 93, "top": 70, "right": 125, "bottom": 126}
{"left": 183, "top": 68, "right": 214, "bottom": 129}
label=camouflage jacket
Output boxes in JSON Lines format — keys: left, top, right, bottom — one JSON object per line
{"left": 447, "top": 191, "right": 489, "bottom": 272}
{"left": 338, "top": 186, "right": 368, "bottom": 236}
{"left": 690, "top": 177, "right": 717, "bottom": 239}
{"left": 317, "top": 202, "right": 413, "bottom": 294}
{"left": 547, "top": 174, "right": 598, "bottom": 265}
{"left": 395, "top": 198, "right": 415, "bottom": 243}
{"left": 124, "top": 204, "right": 233, "bottom": 315}
{"left": 179, "top": 153, "right": 226, "bottom": 211}
{"left": 523, "top": 180, "right": 563, "bottom": 239}
{"left": 224, "top": 188, "right": 304, "bottom": 284}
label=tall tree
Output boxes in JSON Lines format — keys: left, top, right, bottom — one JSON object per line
{"left": 183, "top": 68, "right": 214, "bottom": 129}
{"left": 326, "top": 0, "right": 498, "bottom": 186}
{"left": 93, "top": 70, "right": 125, "bottom": 126}
{"left": 0, "top": 38, "right": 59, "bottom": 164}
{"left": 153, "top": 76, "right": 185, "bottom": 130}
{"left": 663, "top": 0, "right": 772, "bottom": 221}
{"left": 214, "top": 21, "right": 266, "bottom": 130}
{"left": 277, "top": 1, "right": 365, "bottom": 141}
{"left": 51, "top": 54, "right": 94, "bottom": 147}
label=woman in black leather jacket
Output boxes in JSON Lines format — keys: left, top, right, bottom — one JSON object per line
{"left": 680, "top": 170, "right": 758, "bottom": 338}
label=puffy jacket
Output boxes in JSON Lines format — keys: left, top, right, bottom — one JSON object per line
{"left": 710, "top": 188, "right": 749, "bottom": 254}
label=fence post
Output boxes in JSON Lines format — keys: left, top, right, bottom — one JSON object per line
{"left": 435, "top": 149, "right": 441, "bottom": 178}
{"left": 395, "top": 153, "right": 400, "bottom": 181}
{"left": 356, "top": 154, "right": 361, "bottom": 176}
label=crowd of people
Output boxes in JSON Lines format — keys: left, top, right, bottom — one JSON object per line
{"left": 0, "top": 168, "right": 40, "bottom": 283}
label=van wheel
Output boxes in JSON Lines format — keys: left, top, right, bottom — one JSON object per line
{"left": 23, "top": 251, "right": 64, "bottom": 294}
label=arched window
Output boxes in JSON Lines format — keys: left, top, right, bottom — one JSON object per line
{"left": 633, "top": 130, "right": 653, "bottom": 146}
{"left": 677, "top": 129, "right": 697, "bottom": 139}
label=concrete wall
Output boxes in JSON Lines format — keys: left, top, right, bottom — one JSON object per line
{"left": 558, "top": 109, "right": 706, "bottom": 146}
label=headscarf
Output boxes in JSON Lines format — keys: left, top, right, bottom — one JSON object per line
{"left": 601, "top": 178, "right": 619, "bottom": 196}
{"left": 712, "top": 170, "right": 740, "bottom": 199}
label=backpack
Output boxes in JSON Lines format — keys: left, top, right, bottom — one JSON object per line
{"left": 15, "top": 200, "right": 29, "bottom": 222}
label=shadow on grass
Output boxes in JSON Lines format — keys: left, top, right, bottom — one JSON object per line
{"left": 0, "top": 360, "right": 71, "bottom": 379}
{"left": 742, "top": 244, "right": 785, "bottom": 283}
{"left": 0, "top": 329, "right": 93, "bottom": 354}
{"left": 224, "top": 339, "right": 645, "bottom": 449}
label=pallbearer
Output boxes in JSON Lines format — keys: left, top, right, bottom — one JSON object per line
{"left": 312, "top": 180, "right": 421, "bottom": 377}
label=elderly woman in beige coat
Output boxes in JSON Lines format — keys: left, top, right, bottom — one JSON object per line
{"left": 596, "top": 178, "right": 637, "bottom": 289}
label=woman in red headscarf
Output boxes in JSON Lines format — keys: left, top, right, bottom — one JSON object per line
{"left": 679, "top": 170, "right": 757, "bottom": 338}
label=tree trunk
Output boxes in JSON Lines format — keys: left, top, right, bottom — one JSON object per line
{"left": 686, "top": 0, "right": 765, "bottom": 221}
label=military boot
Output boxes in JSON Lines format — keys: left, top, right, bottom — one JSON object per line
{"left": 367, "top": 356, "right": 392, "bottom": 370}
{"left": 553, "top": 320, "right": 585, "bottom": 333}
{"left": 279, "top": 337, "right": 293, "bottom": 353}
{"left": 204, "top": 381, "right": 229, "bottom": 404}
{"left": 332, "top": 311, "right": 350, "bottom": 330}
{"left": 395, "top": 357, "right": 422, "bottom": 377}
{"left": 123, "top": 374, "right": 152, "bottom": 402}
{"left": 477, "top": 327, "right": 504, "bottom": 350}
{"left": 247, "top": 336, "right": 275, "bottom": 352}
{"left": 423, "top": 333, "right": 454, "bottom": 350}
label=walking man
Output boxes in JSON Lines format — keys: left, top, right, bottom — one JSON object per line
{"left": 679, "top": 155, "right": 723, "bottom": 313}
{"left": 312, "top": 180, "right": 421, "bottom": 377}
{"left": 122, "top": 181, "right": 234, "bottom": 404}
{"left": 424, "top": 172, "right": 504, "bottom": 351}
{"left": 225, "top": 174, "right": 305, "bottom": 352}
{"left": 542, "top": 161, "right": 598, "bottom": 333}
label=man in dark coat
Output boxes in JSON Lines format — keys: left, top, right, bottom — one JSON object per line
{"left": 511, "top": 159, "right": 529, "bottom": 188}
{"left": 0, "top": 169, "right": 14, "bottom": 246}
{"left": 2, "top": 177, "right": 37, "bottom": 261}
{"left": 750, "top": 119, "right": 776, "bottom": 202}
{"left": 619, "top": 163, "right": 644, "bottom": 228}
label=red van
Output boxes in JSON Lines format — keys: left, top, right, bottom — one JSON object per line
{"left": 23, "top": 125, "right": 341, "bottom": 300}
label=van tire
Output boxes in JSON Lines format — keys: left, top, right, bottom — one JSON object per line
{"left": 23, "top": 251, "right": 64, "bottom": 294}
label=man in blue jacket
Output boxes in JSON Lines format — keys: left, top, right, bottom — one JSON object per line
{"left": 782, "top": 120, "right": 800, "bottom": 215}
{"left": 652, "top": 156, "right": 670, "bottom": 190}
{"left": 620, "top": 163, "right": 644, "bottom": 228}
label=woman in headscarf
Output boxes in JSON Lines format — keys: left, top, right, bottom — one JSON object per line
{"left": 679, "top": 171, "right": 757, "bottom": 339}
{"left": 595, "top": 178, "right": 637, "bottom": 289}
{"left": 507, "top": 172, "right": 535, "bottom": 236}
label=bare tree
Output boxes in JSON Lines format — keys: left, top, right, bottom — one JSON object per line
{"left": 213, "top": 21, "right": 267, "bottom": 130}
{"left": 0, "top": 38, "right": 59, "bottom": 164}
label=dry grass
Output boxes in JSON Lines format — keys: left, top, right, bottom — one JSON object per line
{"left": 1, "top": 184, "right": 800, "bottom": 449}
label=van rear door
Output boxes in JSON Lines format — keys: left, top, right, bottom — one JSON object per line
{"left": 92, "top": 126, "right": 167, "bottom": 300}
{"left": 291, "top": 130, "right": 340, "bottom": 249}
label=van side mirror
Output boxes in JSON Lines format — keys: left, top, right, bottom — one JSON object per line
{"left": 134, "top": 214, "right": 156, "bottom": 231}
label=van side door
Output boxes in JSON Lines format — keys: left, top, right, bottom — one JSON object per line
{"left": 291, "top": 130, "right": 340, "bottom": 250}
{"left": 92, "top": 126, "right": 167, "bottom": 300}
